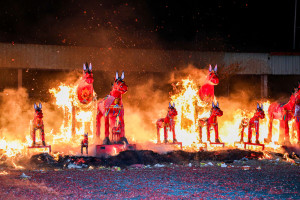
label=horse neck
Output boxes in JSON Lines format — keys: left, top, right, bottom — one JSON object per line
{"left": 284, "top": 96, "right": 295, "bottom": 110}
{"left": 166, "top": 112, "right": 174, "bottom": 120}
{"left": 209, "top": 111, "right": 217, "bottom": 121}
{"left": 110, "top": 89, "right": 122, "bottom": 99}
{"left": 251, "top": 113, "right": 259, "bottom": 121}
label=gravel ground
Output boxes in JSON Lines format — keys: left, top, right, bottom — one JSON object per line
{"left": 0, "top": 160, "right": 299, "bottom": 199}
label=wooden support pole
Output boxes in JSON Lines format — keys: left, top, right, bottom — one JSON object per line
{"left": 261, "top": 75, "right": 268, "bottom": 98}
{"left": 17, "top": 69, "right": 22, "bottom": 88}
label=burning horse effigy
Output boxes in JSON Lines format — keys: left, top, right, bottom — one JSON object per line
{"left": 96, "top": 71, "right": 128, "bottom": 145}
{"left": 266, "top": 87, "right": 300, "bottom": 145}
{"left": 156, "top": 102, "right": 178, "bottom": 144}
{"left": 28, "top": 103, "right": 51, "bottom": 153}
{"left": 95, "top": 71, "right": 136, "bottom": 157}
{"left": 31, "top": 103, "right": 45, "bottom": 146}
{"left": 81, "top": 132, "right": 88, "bottom": 155}
{"left": 199, "top": 101, "right": 223, "bottom": 145}
{"left": 199, "top": 64, "right": 219, "bottom": 103}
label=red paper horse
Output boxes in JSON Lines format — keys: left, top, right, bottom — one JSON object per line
{"left": 81, "top": 132, "right": 88, "bottom": 155}
{"left": 247, "top": 103, "right": 265, "bottom": 144}
{"left": 199, "top": 102, "right": 223, "bottom": 143}
{"left": 77, "top": 63, "right": 94, "bottom": 104}
{"left": 96, "top": 71, "right": 128, "bottom": 145}
{"left": 294, "top": 93, "right": 300, "bottom": 145}
{"left": 156, "top": 103, "right": 178, "bottom": 143}
{"left": 31, "top": 103, "right": 45, "bottom": 146}
{"left": 266, "top": 89, "right": 299, "bottom": 144}
{"left": 199, "top": 64, "right": 219, "bottom": 103}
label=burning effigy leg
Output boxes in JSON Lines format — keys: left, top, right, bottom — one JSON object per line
{"left": 283, "top": 112, "right": 291, "bottom": 145}
{"left": 254, "top": 121, "right": 260, "bottom": 144}
{"left": 265, "top": 117, "right": 274, "bottom": 143}
{"left": 163, "top": 126, "right": 168, "bottom": 143}
{"left": 172, "top": 127, "right": 177, "bottom": 143}
{"left": 214, "top": 124, "right": 220, "bottom": 143}
{"left": 31, "top": 128, "right": 36, "bottom": 146}
{"left": 295, "top": 117, "right": 300, "bottom": 145}
{"left": 41, "top": 128, "right": 46, "bottom": 146}
{"left": 248, "top": 126, "right": 253, "bottom": 143}
{"left": 103, "top": 115, "right": 111, "bottom": 145}
{"left": 207, "top": 125, "right": 211, "bottom": 142}
{"left": 199, "top": 125, "right": 203, "bottom": 143}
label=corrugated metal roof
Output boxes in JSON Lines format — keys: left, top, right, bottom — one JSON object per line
{"left": 270, "top": 55, "right": 300, "bottom": 75}
{"left": 0, "top": 43, "right": 300, "bottom": 74}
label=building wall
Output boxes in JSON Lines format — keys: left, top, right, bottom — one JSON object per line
{"left": 1, "top": 43, "right": 299, "bottom": 75}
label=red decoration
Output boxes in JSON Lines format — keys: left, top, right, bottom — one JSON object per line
{"left": 199, "top": 64, "right": 219, "bottom": 103}
{"left": 156, "top": 103, "right": 178, "bottom": 143}
{"left": 96, "top": 71, "right": 128, "bottom": 144}
{"left": 199, "top": 101, "right": 223, "bottom": 143}
{"left": 247, "top": 103, "right": 265, "bottom": 144}
{"left": 267, "top": 88, "right": 300, "bottom": 145}
{"left": 77, "top": 63, "right": 94, "bottom": 104}
{"left": 81, "top": 133, "right": 88, "bottom": 155}
{"left": 31, "top": 103, "right": 45, "bottom": 146}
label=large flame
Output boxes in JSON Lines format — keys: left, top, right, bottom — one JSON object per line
{"left": 0, "top": 72, "right": 298, "bottom": 166}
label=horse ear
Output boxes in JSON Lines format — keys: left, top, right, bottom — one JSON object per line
{"left": 257, "top": 103, "right": 259, "bottom": 109}
{"left": 209, "top": 64, "right": 212, "bottom": 72}
{"left": 169, "top": 102, "right": 171, "bottom": 108}
{"left": 39, "top": 103, "right": 42, "bottom": 109}
{"left": 261, "top": 103, "right": 263, "bottom": 110}
{"left": 89, "top": 63, "right": 92, "bottom": 71}
{"left": 115, "top": 71, "right": 119, "bottom": 80}
{"left": 83, "top": 63, "right": 87, "bottom": 71}
{"left": 34, "top": 103, "right": 37, "bottom": 110}
{"left": 212, "top": 102, "right": 215, "bottom": 108}
{"left": 121, "top": 71, "right": 125, "bottom": 80}
{"left": 214, "top": 64, "right": 217, "bottom": 72}
{"left": 173, "top": 102, "right": 175, "bottom": 108}
{"left": 217, "top": 101, "right": 219, "bottom": 108}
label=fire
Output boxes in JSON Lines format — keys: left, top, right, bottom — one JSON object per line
{"left": 166, "top": 76, "right": 297, "bottom": 151}
{"left": 49, "top": 82, "right": 95, "bottom": 150}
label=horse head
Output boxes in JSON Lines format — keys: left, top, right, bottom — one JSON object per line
{"left": 112, "top": 71, "right": 128, "bottom": 95}
{"left": 168, "top": 102, "right": 178, "bottom": 118}
{"left": 255, "top": 103, "right": 265, "bottom": 119}
{"left": 211, "top": 101, "right": 223, "bottom": 117}
{"left": 34, "top": 103, "right": 43, "bottom": 117}
{"left": 207, "top": 64, "right": 219, "bottom": 85}
{"left": 83, "top": 63, "right": 94, "bottom": 84}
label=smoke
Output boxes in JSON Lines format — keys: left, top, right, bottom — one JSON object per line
{"left": 0, "top": 64, "right": 298, "bottom": 159}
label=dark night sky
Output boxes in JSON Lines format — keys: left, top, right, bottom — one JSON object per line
{"left": 0, "top": 0, "right": 299, "bottom": 52}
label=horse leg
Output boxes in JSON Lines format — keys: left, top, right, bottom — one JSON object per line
{"left": 255, "top": 122, "right": 260, "bottom": 144}
{"left": 199, "top": 124, "right": 203, "bottom": 143}
{"left": 31, "top": 127, "right": 36, "bottom": 146}
{"left": 207, "top": 125, "right": 210, "bottom": 142}
{"left": 41, "top": 126, "right": 46, "bottom": 146}
{"left": 266, "top": 116, "right": 273, "bottom": 143}
{"left": 164, "top": 126, "right": 168, "bottom": 143}
{"left": 96, "top": 111, "right": 102, "bottom": 142}
{"left": 110, "top": 116, "right": 117, "bottom": 143}
{"left": 240, "top": 126, "right": 245, "bottom": 142}
{"left": 284, "top": 112, "right": 290, "bottom": 145}
{"left": 214, "top": 124, "right": 220, "bottom": 143}
{"left": 157, "top": 124, "right": 161, "bottom": 143}
{"left": 172, "top": 126, "right": 177, "bottom": 143}
{"left": 295, "top": 117, "right": 300, "bottom": 145}
{"left": 248, "top": 126, "right": 252, "bottom": 143}
{"left": 103, "top": 114, "right": 110, "bottom": 145}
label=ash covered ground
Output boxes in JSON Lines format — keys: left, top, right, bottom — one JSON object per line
{"left": 0, "top": 149, "right": 300, "bottom": 199}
